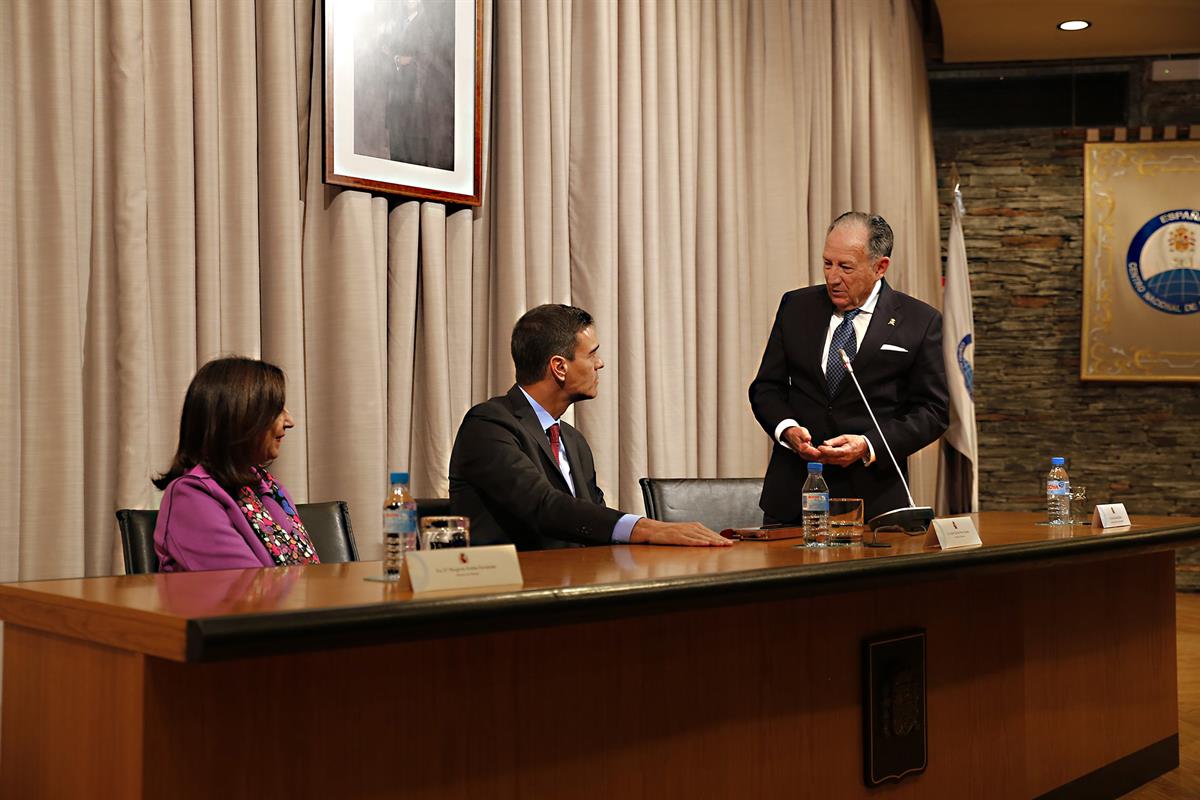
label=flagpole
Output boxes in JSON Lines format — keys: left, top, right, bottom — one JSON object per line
{"left": 938, "top": 167, "right": 980, "bottom": 513}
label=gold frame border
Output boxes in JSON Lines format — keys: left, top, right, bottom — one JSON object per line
{"left": 1081, "top": 140, "right": 1200, "bottom": 382}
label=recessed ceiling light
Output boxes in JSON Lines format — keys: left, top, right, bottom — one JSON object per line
{"left": 1058, "top": 19, "right": 1091, "bottom": 31}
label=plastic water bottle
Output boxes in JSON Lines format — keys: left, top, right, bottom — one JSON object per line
{"left": 1046, "top": 457, "right": 1071, "bottom": 525}
{"left": 802, "top": 462, "right": 830, "bottom": 547}
{"left": 383, "top": 471, "right": 419, "bottom": 579}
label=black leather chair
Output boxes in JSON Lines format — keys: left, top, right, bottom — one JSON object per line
{"left": 116, "top": 500, "right": 358, "bottom": 574}
{"left": 639, "top": 477, "right": 765, "bottom": 532}
{"left": 297, "top": 501, "right": 359, "bottom": 564}
{"left": 115, "top": 509, "right": 159, "bottom": 574}
{"left": 415, "top": 497, "right": 451, "bottom": 519}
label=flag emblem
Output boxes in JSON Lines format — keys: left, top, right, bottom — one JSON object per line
{"left": 956, "top": 334, "right": 974, "bottom": 400}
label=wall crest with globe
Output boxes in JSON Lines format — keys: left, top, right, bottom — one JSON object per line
{"left": 1126, "top": 209, "right": 1200, "bottom": 316}
{"left": 1083, "top": 142, "right": 1200, "bottom": 381}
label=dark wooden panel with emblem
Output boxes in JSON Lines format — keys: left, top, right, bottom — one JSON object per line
{"left": 864, "top": 630, "right": 928, "bottom": 786}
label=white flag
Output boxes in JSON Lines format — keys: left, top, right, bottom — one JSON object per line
{"left": 940, "top": 185, "right": 978, "bottom": 511}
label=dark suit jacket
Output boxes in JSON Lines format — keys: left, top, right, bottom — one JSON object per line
{"left": 449, "top": 385, "right": 624, "bottom": 550}
{"left": 748, "top": 280, "right": 949, "bottom": 520}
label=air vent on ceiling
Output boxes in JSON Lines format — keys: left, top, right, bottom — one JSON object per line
{"left": 1152, "top": 59, "right": 1200, "bottom": 81}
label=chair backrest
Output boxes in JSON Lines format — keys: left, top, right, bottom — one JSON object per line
{"left": 639, "top": 477, "right": 765, "bottom": 532}
{"left": 298, "top": 501, "right": 359, "bottom": 564}
{"left": 415, "top": 497, "right": 451, "bottom": 520}
{"left": 116, "top": 509, "right": 160, "bottom": 574}
{"left": 114, "top": 500, "right": 359, "bottom": 574}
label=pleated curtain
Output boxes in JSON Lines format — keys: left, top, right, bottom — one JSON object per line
{"left": 0, "top": 0, "right": 939, "bottom": 583}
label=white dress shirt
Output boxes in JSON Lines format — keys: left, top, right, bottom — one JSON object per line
{"left": 774, "top": 279, "right": 883, "bottom": 464}
{"left": 518, "top": 387, "right": 639, "bottom": 543}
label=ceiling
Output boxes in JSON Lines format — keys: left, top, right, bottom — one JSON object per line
{"left": 934, "top": 0, "right": 1200, "bottom": 63}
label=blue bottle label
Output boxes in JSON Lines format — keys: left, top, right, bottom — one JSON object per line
{"left": 1047, "top": 480, "right": 1069, "bottom": 496}
{"left": 803, "top": 492, "right": 829, "bottom": 512}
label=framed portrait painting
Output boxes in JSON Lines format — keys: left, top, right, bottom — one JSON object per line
{"left": 325, "top": 0, "right": 484, "bottom": 206}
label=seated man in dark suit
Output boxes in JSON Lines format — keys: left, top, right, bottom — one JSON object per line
{"left": 450, "top": 304, "right": 732, "bottom": 550}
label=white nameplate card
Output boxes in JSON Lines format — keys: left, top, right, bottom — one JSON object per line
{"left": 924, "top": 516, "right": 982, "bottom": 550}
{"left": 1092, "top": 503, "right": 1131, "bottom": 529}
{"left": 405, "top": 545, "right": 524, "bottom": 593}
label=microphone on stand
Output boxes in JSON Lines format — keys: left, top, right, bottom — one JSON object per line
{"left": 838, "top": 348, "right": 935, "bottom": 541}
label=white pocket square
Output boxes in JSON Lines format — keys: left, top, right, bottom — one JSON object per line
{"left": 880, "top": 344, "right": 908, "bottom": 353}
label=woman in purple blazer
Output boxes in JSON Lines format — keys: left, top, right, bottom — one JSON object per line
{"left": 152, "top": 357, "right": 320, "bottom": 572}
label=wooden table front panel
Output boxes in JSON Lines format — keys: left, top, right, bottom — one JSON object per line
{"left": 2, "top": 625, "right": 148, "bottom": 798}
{"left": 1022, "top": 550, "right": 1177, "bottom": 795}
{"left": 116, "top": 552, "right": 1178, "bottom": 800}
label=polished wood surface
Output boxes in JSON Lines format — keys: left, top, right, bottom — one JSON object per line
{"left": 0, "top": 512, "right": 1196, "bottom": 663}
{"left": 2, "top": 513, "right": 1197, "bottom": 799}
{"left": 3, "top": 552, "right": 1178, "bottom": 800}
{"left": 145, "top": 559, "right": 1166, "bottom": 799}
{"left": 1125, "top": 592, "right": 1200, "bottom": 799}
{"left": 1023, "top": 552, "right": 1177, "bottom": 796}
{"left": 2, "top": 625, "right": 147, "bottom": 798}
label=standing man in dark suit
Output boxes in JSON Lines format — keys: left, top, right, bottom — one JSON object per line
{"left": 749, "top": 212, "right": 949, "bottom": 522}
{"left": 450, "top": 304, "right": 732, "bottom": 550}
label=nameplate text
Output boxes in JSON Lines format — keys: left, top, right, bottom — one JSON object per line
{"left": 924, "top": 517, "right": 982, "bottom": 550}
{"left": 406, "top": 545, "right": 524, "bottom": 593}
{"left": 1093, "top": 503, "right": 1131, "bottom": 529}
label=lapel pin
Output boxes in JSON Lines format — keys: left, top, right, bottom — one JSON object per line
{"left": 888, "top": 318, "right": 896, "bottom": 326}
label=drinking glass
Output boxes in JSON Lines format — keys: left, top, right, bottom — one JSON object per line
{"left": 419, "top": 516, "right": 471, "bottom": 550}
{"left": 829, "top": 498, "right": 865, "bottom": 545}
{"left": 1069, "top": 486, "right": 1088, "bottom": 525}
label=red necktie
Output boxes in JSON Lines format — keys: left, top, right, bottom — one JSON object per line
{"left": 547, "top": 423, "right": 561, "bottom": 464}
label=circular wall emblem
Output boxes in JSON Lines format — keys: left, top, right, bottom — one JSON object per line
{"left": 1125, "top": 209, "right": 1200, "bottom": 315}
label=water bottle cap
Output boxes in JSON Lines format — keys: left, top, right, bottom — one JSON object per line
{"left": 807, "top": 462, "right": 823, "bottom": 472}
{"left": 390, "top": 471, "right": 409, "bottom": 484}
{"left": 1050, "top": 457, "right": 1065, "bottom": 466}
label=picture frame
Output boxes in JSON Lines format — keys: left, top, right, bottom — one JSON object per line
{"left": 1082, "top": 141, "right": 1200, "bottom": 382}
{"left": 324, "top": 0, "right": 484, "bottom": 206}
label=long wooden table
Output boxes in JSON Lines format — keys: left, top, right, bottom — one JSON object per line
{"left": 2, "top": 512, "right": 1198, "bottom": 798}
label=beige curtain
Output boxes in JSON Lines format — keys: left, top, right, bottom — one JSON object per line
{"left": 0, "top": 0, "right": 938, "bottom": 584}
{"left": 560, "top": 0, "right": 941, "bottom": 510}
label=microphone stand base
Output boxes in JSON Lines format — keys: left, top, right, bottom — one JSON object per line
{"left": 868, "top": 506, "right": 936, "bottom": 533}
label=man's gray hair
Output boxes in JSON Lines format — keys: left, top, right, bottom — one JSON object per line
{"left": 828, "top": 211, "right": 893, "bottom": 261}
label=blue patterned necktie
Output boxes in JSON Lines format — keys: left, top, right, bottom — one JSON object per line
{"left": 826, "top": 309, "right": 861, "bottom": 397}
